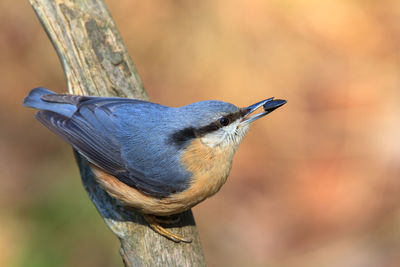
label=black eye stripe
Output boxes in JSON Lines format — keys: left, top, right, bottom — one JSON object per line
{"left": 195, "top": 110, "right": 247, "bottom": 136}
{"left": 225, "top": 109, "right": 248, "bottom": 122}
{"left": 194, "top": 122, "right": 220, "bottom": 137}
{"left": 169, "top": 109, "right": 248, "bottom": 146}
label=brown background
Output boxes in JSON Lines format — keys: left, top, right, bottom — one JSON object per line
{"left": 1, "top": 0, "right": 400, "bottom": 266}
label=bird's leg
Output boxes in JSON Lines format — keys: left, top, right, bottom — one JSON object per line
{"left": 143, "top": 214, "right": 192, "bottom": 243}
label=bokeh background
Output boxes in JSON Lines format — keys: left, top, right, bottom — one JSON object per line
{"left": 2, "top": 0, "right": 400, "bottom": 266}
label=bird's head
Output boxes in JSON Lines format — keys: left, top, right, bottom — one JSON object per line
{"left": 172, "top": 98, "right": 286, "bottom": 149}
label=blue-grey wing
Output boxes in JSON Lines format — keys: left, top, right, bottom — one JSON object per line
{"left": 33, "top": 94, "right": 190, "bottom": 197}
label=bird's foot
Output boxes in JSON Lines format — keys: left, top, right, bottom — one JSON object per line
{"left": 143, "top": 214, "right": 192, "bottom": 243}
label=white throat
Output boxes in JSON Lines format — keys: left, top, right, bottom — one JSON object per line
{"left": 200, "top": 121, "right": 250, "bottom": 148}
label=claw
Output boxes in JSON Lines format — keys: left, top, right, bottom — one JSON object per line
{"left": 143, "top": 214, "right": 192, "bottom": 243}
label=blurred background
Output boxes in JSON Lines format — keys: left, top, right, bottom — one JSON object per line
{"left": 1, "top": 0, "right": 400, "bottom": 266}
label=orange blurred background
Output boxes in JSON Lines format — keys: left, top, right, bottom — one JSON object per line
{"left": 2, "top": 0, "right": 400, "bottom": 266}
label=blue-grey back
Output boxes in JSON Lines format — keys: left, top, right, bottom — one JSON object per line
{"left": 23, "top": 88, "right": 239, "bottom": 197}
{"left": 102, "top": 100, "right": 194, "bottom": 194}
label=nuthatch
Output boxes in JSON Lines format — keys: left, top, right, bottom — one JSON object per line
{"left": 23, "top": 87, "right": 286, "bottom": 242}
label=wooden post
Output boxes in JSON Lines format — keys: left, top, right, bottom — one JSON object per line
{"left": 29, "top": 0, "right": 206, "bottom": 266}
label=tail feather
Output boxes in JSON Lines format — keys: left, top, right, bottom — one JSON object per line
{"left": 23, "top": 87, "right": 55, "bottom": 108}
{"left": 23, "top": 87, "right": 76, "bottom": 117}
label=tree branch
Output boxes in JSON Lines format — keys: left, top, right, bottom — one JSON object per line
{"left": 29, "top": 0, "right": 206, "bottom": 266}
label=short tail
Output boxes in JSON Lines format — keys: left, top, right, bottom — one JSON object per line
{"left": 23, "top": 87, "right": 55, "bottom": 108}
{"left": 23, "top": 87, "right": 76, "bottom": 117}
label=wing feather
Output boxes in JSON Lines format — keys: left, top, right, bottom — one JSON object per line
{"left": 35, "top": 97, "right": 190, "bottom": 197}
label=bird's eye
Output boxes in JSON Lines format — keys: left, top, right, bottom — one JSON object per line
{"left": 219, "top": 117, "right": 230, "bottom": 126}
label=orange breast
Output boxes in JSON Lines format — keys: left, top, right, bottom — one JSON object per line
{"left": 92, "top": 139, "right": 236, "bottom": 216}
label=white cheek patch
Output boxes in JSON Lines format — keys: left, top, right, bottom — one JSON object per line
{"left": 201, "top": 131, "right": 225, "bottom": 147}
{"left": 201, "top": 121, "right": 250, "bottom": 148}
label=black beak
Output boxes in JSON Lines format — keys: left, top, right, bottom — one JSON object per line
{"left": 242, "top": 98, "right": 287, "bottom": 124}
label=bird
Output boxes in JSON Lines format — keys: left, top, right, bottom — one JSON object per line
{"left": 23, "top": 87, "right": 286, "bottom": 242}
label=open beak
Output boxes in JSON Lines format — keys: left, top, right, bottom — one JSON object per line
{"left": 241, "top": 98, "right": 287, "bottom": 124}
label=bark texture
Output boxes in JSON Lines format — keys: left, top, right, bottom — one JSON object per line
{"left": 29, "top": 0, "right": 206, "bottom": 266}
